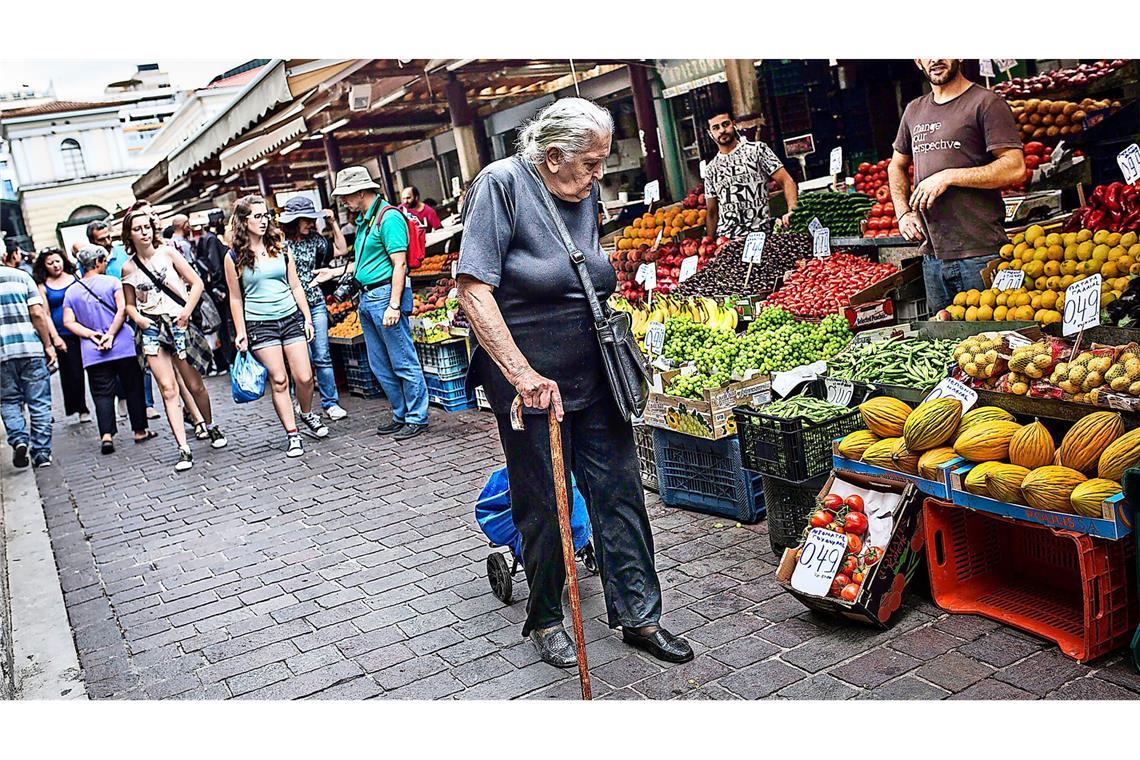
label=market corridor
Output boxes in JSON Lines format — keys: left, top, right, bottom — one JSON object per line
{"left": 29, "top": 377, "right": 1140, "bottom": 700}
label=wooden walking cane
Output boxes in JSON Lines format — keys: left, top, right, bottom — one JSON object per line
{"left": 511, "top": 395, "right": 592, "bottom": 700}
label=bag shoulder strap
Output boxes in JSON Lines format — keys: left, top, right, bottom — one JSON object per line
{"left": 133, "top": 253, "right": 188, "bottom": 308}
{"left": 75, "top": 276, "right": 121, "bottom": 317}
{"left": 524, "top": 164, "right": 607, "bottom": 327}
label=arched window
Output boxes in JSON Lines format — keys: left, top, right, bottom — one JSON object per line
{"left": 61, "top": 139, "right": 86, "bottom": 177}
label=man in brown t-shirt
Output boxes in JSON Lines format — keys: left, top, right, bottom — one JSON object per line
{"left": 889, "top": 59, "right": 1026, "bottom": 313}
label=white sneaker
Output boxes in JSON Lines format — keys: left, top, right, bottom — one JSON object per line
{"left": 298, "top": 411, "right": 329, "bottom": 439}
{"left": 326, "top": 404, "right": 348, "bottom": 420}
{"left": 146, "top": 407, "right": 161, "bottom": 420}
{"left": 175, "top": 447, "right": 194, "bottom": 472}
{"left": 79, "top": 412, "right": 92, "bottom": 423}
{"left": 286, "top": 434, "right": 304, "bottom": 458}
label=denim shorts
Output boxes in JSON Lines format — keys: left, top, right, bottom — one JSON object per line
{"left": 141, "top": 318, "right": 188, "bottom": 359}
{"left": 247, "top": 310, "right": 307, "bottom": 351}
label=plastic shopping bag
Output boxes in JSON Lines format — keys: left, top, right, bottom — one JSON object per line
{"left": 230, "top": 350, "right": 267, "bottom": 403}
{"left": 474, "top": 466, "right": 592, "bottom": 560}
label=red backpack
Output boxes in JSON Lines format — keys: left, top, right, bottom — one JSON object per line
{"left": 367, "top": 204, "right": 426, "bottom": 269}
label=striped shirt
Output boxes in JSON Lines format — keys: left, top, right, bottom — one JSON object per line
{"left": 0, "top": 267, "right": 45, "bottom": 360}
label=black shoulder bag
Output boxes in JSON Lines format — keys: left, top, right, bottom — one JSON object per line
{"left": 527, "top": 166, "right": 650, "bottom": 421}
{"left": 134, "top": 253, "right": 222, "bottom": 333}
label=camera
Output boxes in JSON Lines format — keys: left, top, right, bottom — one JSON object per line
{"left": 332, "top": 270, "right": 362, "bottom": 302}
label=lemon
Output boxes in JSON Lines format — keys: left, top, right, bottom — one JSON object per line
{"left": 1076, "top": 229, "right": 1093, "bottom": 243}
{"left": 1120, "top": 232, "right": 1137, "bottom": 248}
{"left": 1093, "top": 229, "right": 1110, "bottom": 245}
{"left": 1025, "top": 225, "right": 1045, "bottom": 244}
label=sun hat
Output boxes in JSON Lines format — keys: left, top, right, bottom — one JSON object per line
{"left": 76, "top": 245, "right": 108, "bottom": 270}
{"left": 278, "top": 196, "right": 324, "bottom": 224}
{"left": 188, "top": 211, "right": 210, "bottom": 228}
{"left": 331, "top": 166, "right": 382, "bottom": 196}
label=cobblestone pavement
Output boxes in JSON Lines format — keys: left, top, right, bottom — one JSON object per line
{"left": 31, "top": 377, "right": 1140, "bottom": 700}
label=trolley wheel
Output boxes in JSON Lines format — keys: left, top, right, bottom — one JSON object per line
{"left": 487, "top": 553, "right": 513, "bottom": 604}
{"left": 579, "top": 543, "right": 599, "bottom": 575}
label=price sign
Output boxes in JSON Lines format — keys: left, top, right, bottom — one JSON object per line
{"left": 992, "top": 269, "right": 1025, "bottom": 291}
{"left": 448, "top": 287, "right": 458, "bottom": 300}
{"left": 645, "top": 321, "right": 666, "bottom": 355}
{"left": 699, "top": 160, "right": 708, "bottom": 180}
{"left": 1005, "top": 332, "right": 1033, "bottom": 349}
{"left": 1118, "top": 143, "right": 1140, "bottom": 184}
{"left": 812, "top": 227, "right": 831, "bottom": 258}
{"left": 1063, "top": 274, "right": 1102, "bottom": 336}
{"left": 979, "top": 59, "right": 995, "bottom": 77}
{"left": 829, "top": 146, "right": 843, "bottom": 176}
{"left": 451, "top": 176, "right": 462, "bottom": 196}
{"left": 995, "top": 58, "right": 1017, "bottom": 73}
{"left": 652, "top": 228, "right": 664, "bottom": 249}
{"left": 924, "top": 376, "right": 979, "bottom": 411}
{"left": 451, "top": 260, "right": 458, "bottom": 279}
{"left": 808, "top": 217, "right": 823, "bottom": 236}
{"left": 823, "top": 377, "right": 854, "bottom": 407}
{"left": 679, "top": 255, "right": 699, "bottom": 282}
{"left": 742, "top": 231, "right": 766, "bottom": 263}
{"left": 643, "top": 180, "right": 660, "bottom": 205}
{"left": 790, "top": 528, "right": 850, "bottom": 597}
{"left": 636, "top": 262, "right": 657, "bottom": 291}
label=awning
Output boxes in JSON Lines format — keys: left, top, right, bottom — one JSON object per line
{"left": 219, "top": 115, "right": 307, "bottom": 175}
{"left": 167, "top": 60, "right": 292, "bottom": 181}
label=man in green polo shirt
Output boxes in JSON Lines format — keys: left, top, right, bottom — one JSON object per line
{"left": 330, "top": 166, "right": 429, "bottom": 439}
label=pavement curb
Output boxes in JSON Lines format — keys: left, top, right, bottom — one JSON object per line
{"left": 1, "top": 442, "right": 87, "bottom": 699}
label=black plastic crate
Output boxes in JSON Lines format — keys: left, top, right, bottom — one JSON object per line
{"left": 330, "top": 340, "right": 383, "bottom": 399}
{"left": 733, "top": 379, "right": 875, "bottom": 482}
{"left": 633, "top": 424, "right": 658, "bottom": 493}
{"left": 651, "top": 428, "right": 765, "bottom": 524}
{"left": 763, "top": 472, "right": 828, "bottom": 554}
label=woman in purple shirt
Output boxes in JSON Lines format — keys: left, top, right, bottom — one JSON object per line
{"left": 62, "top": 245, "right": 155, "bottom": 454}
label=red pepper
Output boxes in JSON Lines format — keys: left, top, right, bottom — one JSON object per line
{"left": 1106, "top": 183, "right": 1124, "bottom": 212}
{"left": 1086, "top": 209, "right": 1107, "bottom": 229}
{"left": 1092, "top": 185, "right": 1109, "bottom": 204}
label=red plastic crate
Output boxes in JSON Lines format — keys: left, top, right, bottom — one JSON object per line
{"left": 924, "top": 498, "right": 1137, "bottom": 663}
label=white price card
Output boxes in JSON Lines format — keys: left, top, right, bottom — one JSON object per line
{"left": 448, "top": 287, "right": 458, "bottom": 300}
{"left": 451, "top": 260, "right": 458, "bottom": 279}
{"left": 1118, "top": 143, "right": 1140, "bottom": 184}
{"left": 992, "top": 269, "right": 1025, "bottom": 291}
{"left": 643, "top": 180, "right": 660, "bottom": 205}
{"left": 979, "top": 59, "right": 995, "bottom": 77}
{"left": 812, "top": 227, "right": 831, "bottom": 258}
{"left": 742, "top": 231, "right": 767, "bottom": 263}
{"left": 924, "top": 376, "right": 979, "bottom": 411}
{"left": 1005, "top": 332, "right": 1033, "bottom": 349}
{"left": 636, "top": 262, "right": 657, "bottom": 291}
{"left": 679, "top": 255, "right": 699, "bottom": 282}
{"left": 645, "top": 321, "right": 666, "bottom": 356}
{"left": 699, "top": 160, "right": 708, "bottom": 180}
{"left": 995, "top": 58, "right": 1017, "bottom": 73}
{"left": 791, "top": 528, "right": 850, "bottom": 597}
{"left": 1063, "top": 274, "right": 1102, "bottom": 336}
{"left": 823, "top": 377, "right": 855, "bottom": 407}
{"left": 829, "top": 147, "right": 843, "bottom": 176}
{"left": 451, "top": 176, "right": 462, "bottom": 196}
{"left": 652, "top": 228, "right": 664, "bottom": 249}
{"left": 808, "top": 217, "right": 823, "bottom": 236}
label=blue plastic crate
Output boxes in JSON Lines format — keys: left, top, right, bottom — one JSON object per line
{"left": 331, "top": 341, "right": 383, "bottom": 398}
{"left": 425, "top": 371, "right": 476, "bottom": 412}
{"left": 416, "top": 339, "right": 469, "bottom": 380}
{"left": 651, "top": 428, "right": 765, "bottom": 524}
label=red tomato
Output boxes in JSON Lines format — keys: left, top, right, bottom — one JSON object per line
{"left": 870, "top": 203, "right": 883, "bottom": 216}
{"left": 846, "top": 533, "right": 862, "bottom": 554}
{"left": 844, "top": 494, "right": 865, "bottom": 513}
{"left": 810, "top": 510, "right": 835, "bottom": 529}
{"left": 858, "top": 162, "right": 872, "bottom": 173}
{"left": 883, "top": 202, "right": 894, "bottom": 215}
{"left": 823, "top": 493, "right": 843, "bottom": 510}
{"left": 844, "top": 512, "right": 869, "bottom": 535}
{"left": 853, "top": 569, "right": 865, "bottom": 584}
{"left": 830, "top": 573, "right": 852, "bottom": 598}
{"left": 840, "top": 583, "right": 860, "bottom": 602}
{"left": 842, "top": 555, "right": 858, "bottom": 576}
{"left": 863, "top": 546, "right": 884, "bottom": 566}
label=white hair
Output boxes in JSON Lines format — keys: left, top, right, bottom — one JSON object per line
{"left": 517, "top": 97, "right": 614, "bottom": 165}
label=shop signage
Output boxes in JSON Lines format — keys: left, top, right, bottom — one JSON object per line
{"left": 679, "top": 255, "right": 699, "bottom": 281}
{"left": 643, "top": 180, "right": 660, "bottom": 205}
{"left": 742, "top": 231, "right": 766, "bottom": 263}
{"left": 924, "top": 377, "right": 979, "bottom": 411}
{"left": 829, "top": 147, "right": 843, "bottom": 176}
{"left": 783, "top": 133, "right": 816, "bottom": 159}
{"left": 812, "top": 227, "right": 831, "bottom": 258}
{"left": 636, "top": 262, "right": 657, "bottom": 291}
{"left": 1118, "top": 143, "right": 1140, "bottom": 184}
{"left": 657, "top": 59, "right": 728, "bottom": 99}
{"left": 645, "top": 321, "right": 666, "bottom": 355}
{"left": 992, "top": 270, "right": 1025, "bottom": 290}
{"left": 790, "top": 528, "right": 849, "bottom": 597}
{"left": 1063, "top": 274, "right": 1102, "bottom": 336}
{"left": 979, "top": 59, "right": 995, "bottom": 77}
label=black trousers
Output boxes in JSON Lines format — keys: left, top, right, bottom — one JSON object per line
{"left": 86, "top": 357, "right": 147, "bottom": 437}
{"left": 58, "top": 334, "right": 89, "bottom": 416}
{"left": 212, "top": 295, "right": 235, "bottom": 371}
{"left": 495, "top": 394, "right": 662, "bottom": 637}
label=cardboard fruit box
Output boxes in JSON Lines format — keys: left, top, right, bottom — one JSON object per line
{"left": 949, "top": 463, "right": 1134, "bottom": 540}
{"left": 643, "top": 370, "right": 772, "bottom": 440}
{"left": 777, "top": 468, "right": 926, "bottom": 627}
{"left": 842, "top": 261, "right": 924, "bottom": 331}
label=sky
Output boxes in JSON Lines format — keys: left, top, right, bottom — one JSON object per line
{"left": 0, "top": 59, "right": 245, "bottom": 100}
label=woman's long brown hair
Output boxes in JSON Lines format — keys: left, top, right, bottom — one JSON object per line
{"left": 122, "top": 208, "right": 161, "bottom": 258}
{"left": 229, "top": 194, "right": 285, "bottom": 272}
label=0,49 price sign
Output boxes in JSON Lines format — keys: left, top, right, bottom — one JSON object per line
{"left": 791, "top": 528, "right": 850, "bottom": 597}
{"left": 1063, "top": 274, "right": 1102, "bottom": 336}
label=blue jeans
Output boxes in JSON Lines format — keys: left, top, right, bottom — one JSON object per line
{"left": 358, "top": 283, "right": 429, "bottom": 425}
{"left": 308, "top": 301, "right": 340, "bottom": 409}
{"left": 0, "top": 355, "right": 53, "bottom": 456}
{"left": 923, "top": 254, "right": 1000, "bottom": 314}
{"left": 143, "top": 366, "right": 155, "bottom": 407}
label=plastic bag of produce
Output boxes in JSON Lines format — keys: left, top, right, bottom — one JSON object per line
{"left": 230, "top": 350, "right": 267, "bottom": 403}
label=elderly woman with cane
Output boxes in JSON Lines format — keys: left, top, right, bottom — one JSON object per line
{"left": 457, "top": 98, "right": 692, "bottom": 669}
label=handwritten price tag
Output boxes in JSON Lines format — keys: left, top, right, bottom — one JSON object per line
{"left": 636, "top": 262, "right": 657, "bottom": 291}
{"left": 812, "top": 227, "right": 831, "bottom": 258}
{"left": 924, "top": 377, "right": 979, "bottom": 411}
{"left": 699, "top": 160, "right": 708, "bottom": 180}
{"left": 1118, "top": 143, "right": 1140, "bottom": 184}
{"left": 643, "top": 180, "right": 660, "bottom": 205}
{"left": 996, "top": 58, "right": 1017, "bottom": 72}
{"left": 1063, "top": 274, "right": 1102, "bottom": 336}
{"left": 451, "top": 260, "right": 458, "bottom": 279}
{"left": 742, "top": 231, "right": 766, "bottom": 263}
{"left": 979, "top": 59, "right": 995, "bottom": 77}
{"left": 645, "top": 321, "right": 666, "bottom": 355}
{"left": 808, "top": 217, "right": 823, "bottom": 236}
{"left": 652, "top": 228, "right": 664, "bottom": 249}
{"left": 823, "top": 377, "right": 854, "bottom": 407}
{"left": 791, "top": 528, "right": 850, "bottom": 597}
{"left": 992, "top": 269, "right": 1025, "bottom": 290}
{"left": 451, "top": 176, "right": 462, "bottom": 196}
{"left": 829, "top": 146, "right": 843, "bottom": 176}
{"left": 679, "top": 255, "right": 699, "bottom": 282}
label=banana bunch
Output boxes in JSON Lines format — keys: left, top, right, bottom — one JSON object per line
{"left": 611, "top": 296, "right": 739, "bottom": 338}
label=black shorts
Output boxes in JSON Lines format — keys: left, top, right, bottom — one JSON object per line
{"left": 247, "top": 310, "right": 306, "bottom": 351}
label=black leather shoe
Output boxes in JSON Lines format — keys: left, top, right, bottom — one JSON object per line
{"left": 529, "top": 627, "right": 577, "bottom": 669}
{"left": 376, "top": 420, "right": 403, "bottom": 435}
{"left": 622, "top": 626, "right": 694, "bottom": 664}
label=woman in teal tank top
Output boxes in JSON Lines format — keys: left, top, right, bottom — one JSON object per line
{"left": 224, "top": 195, "right": 328, "bottom": 456}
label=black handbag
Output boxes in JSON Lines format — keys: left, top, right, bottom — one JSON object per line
{"left": 133, "top": 254, "right": 222, "bottom": 333}
{"left": 527, "top": 166, "right": 650, "bottom": 421}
